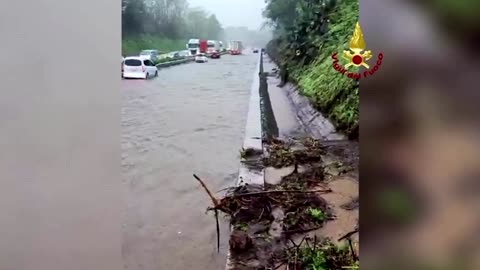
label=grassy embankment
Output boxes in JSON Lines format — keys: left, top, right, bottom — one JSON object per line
{"left": 122, "top": 35, "right": 188, "bottom": 64}
{"left": 267, "top": 0, "right": 359, "bottom": 138}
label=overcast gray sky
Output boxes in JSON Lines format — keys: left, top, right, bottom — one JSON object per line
{"left": 187, "top": 0, "right": 267, "bottom": 30}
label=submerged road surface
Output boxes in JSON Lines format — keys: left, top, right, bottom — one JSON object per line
{"left": 122, "top": 53, "right": 258, "bottom": 270}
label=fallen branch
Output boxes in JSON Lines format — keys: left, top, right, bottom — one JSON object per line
{"left": 348, "top": 238, "right": 358, "bottom": 261}
{"left": 283, "top": 225, "right": 323, "bottom": 235}
{"left": 338, "top": 228, "right": 359, "bottom": 262}
{"left": 230, "top": 188, "right": 332, "bottom": 198}
{"left": 214, "top": 209, "right": 220, "bottom": 253}
{"left": 287, "top": 235, "right": 307, "bottom": 249}
{"left": 337, "top": 228, "right": 358, "bottom": 242}
{"left": 193, "top": 174, "right": 220, "bottom": 253}
{"left": 193, "top": 174, "right": 219, "bottom": 207}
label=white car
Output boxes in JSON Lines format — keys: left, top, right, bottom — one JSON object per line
{"left": 139, "top": 50, "right": 160, "bottom": 62}
{"left": 122, "top": 57, "right": 158, "bottom": 79}
{"left": 168, "top": 51, "right": 180, "bottom": 58}
{"left": 195, "top": 53, "right": 208, "bottom": 63}
{"left": 179, "top": 50, "right": 191, "bottom": 57}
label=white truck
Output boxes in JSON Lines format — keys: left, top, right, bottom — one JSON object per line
{"left": 219, "top": 41, "right": 224, "bottom": 52}
{"left": 186, "top": 38, "right": 200, "bottom": 56}
{"left": 207, "top": 40, "right": 221, "bottom": 54}
{"left": 228, "top": 40, "right": 243, "bottom": 55}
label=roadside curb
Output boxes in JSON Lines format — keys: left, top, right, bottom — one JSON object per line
{"left": 241, "top": 54, "right": 263, "bottom": 155}
{"left": 237, "top": 52, "right": 264, "bottom": 188}
{"left": 225, "top": 52, "right": 264, "bottom": 270}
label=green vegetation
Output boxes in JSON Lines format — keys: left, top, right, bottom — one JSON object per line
{"left": 122, "top": 0, "right": 223, "bottom": 55}
{"left": 307, "top": 207, "right": 325, "bottom": 222}
{"left": 122, "top": 0, "right": 272, "bottom": 55}
{"left": 264, "top": 0, "right": 359, "bottom": 137}
{"left": 287, "top": 239, "right": 359, "bottom": 270}
{"left": 122, "top": 35, "right": 186, "bottom": 56}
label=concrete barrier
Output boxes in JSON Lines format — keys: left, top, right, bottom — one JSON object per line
{"left": 241, "top": 54, "right": 263, "bottom": 154}
{"left": 155, "top": 57, "right": 194, "bottom": 68}
{"left": 225, "top": 52, "right": 264, "bottom": 270}
{"left": 237, "top": 52, "right": 264, "bottom": 186}
{"left": 155, "top": 50, "right": 228, "bottom": 68}
{"left": 155, "top": 51, "right": 230, "bottom": 68}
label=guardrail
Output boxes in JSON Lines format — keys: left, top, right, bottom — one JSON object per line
{"left": 155, "top": 57, "right": 194, "bottom": 68}
{"left": 155, "top": 51, "right": 229, "bottom": 68}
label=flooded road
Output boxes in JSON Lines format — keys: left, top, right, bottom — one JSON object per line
{"left": 122, "top": 53, "right": 258, "bottom": 270}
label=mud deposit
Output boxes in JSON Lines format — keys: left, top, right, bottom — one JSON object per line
{"left": 208, "top": 138, "right": 359, "bottom": 269}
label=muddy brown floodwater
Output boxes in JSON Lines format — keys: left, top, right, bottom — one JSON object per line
{"left": 121, "top": 53, "right": 258, "bottom": 270}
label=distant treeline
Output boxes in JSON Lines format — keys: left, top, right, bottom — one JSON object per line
{"left": 122, "top": 0, "right": 223, "bottom": 40}
{"left": 122, "top": 0, "right": 272, "bottom": 53}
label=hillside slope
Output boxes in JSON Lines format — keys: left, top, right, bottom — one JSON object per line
{"left": 266, "top": 0, "right": 359, "bottom": 138}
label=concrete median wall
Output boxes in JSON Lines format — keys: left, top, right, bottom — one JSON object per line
{"left": 237, "top": 52, "right": 264, "bottom": 187}
{"left": 155, "top": 51, "right": 228, "bottom": 68}
{"left": 224, "top": 52, "right": 265, "bottom": 270}
{"left": 155, "top": 57, "right": 194, "bottom": 68}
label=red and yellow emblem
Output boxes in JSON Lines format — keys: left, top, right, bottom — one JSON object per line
{"left": 331, "top": 22, "right": 383, "bottom": 79}
{"left": 342, "top": 22, "right": 372, "bottom": 69}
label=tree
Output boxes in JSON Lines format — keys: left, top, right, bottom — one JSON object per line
{"left": 262, "top": 0, "right": 300, "bottom": 31}
{"left": 206, "top": 15, "right": 222, "bottom": 39}
{"left": 122, "top": 0, "right": 148, "bottom": 35}
{"left": 185, "top": 7, "right": 209, "bottom": 38}
{"left": 121, "top": 0, "right": 224, "bottom": 40}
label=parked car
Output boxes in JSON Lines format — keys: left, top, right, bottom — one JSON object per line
{"left": 195, "top": 53, "right": 208, "bottom": 63}
{"left": 139, "top": 50, "right": 160, "bottom": 62}
{"left": 169, "top": 51, "right": 180, "bottom": 58}
{"left": 252, "top": 48, "right": 259, "bottom": 53}
{"left": 179, "top": 50, "right": 190, "bottom": 57}
{"left": 210, "top": 51, "right": 221, "bottom": 59}
{"left": 122, "top": 57, "right": 158, "bottom": 79}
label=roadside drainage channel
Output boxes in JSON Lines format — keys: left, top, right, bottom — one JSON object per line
{"left": 225, "top": 52, "right": 264, "bottom": 270}
{"left": 262, "top": 55, "right": 346, "bottom": 141}
{"left": 259, "top": 53, "right": 280, "bottom": 140}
